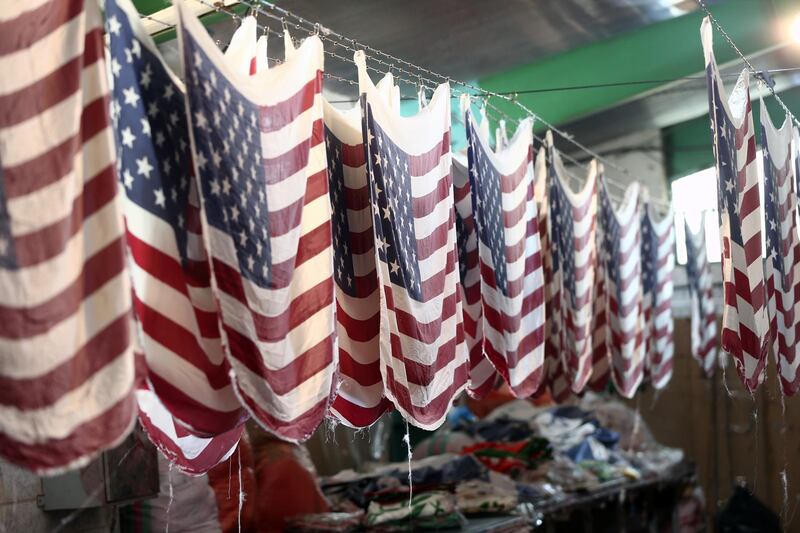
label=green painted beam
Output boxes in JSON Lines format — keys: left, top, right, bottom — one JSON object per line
{"left": 664, "top": 85, "right": 800, "bottom": 181}
{"left": 479, "top": 0, "right": 795, "bottom": 130}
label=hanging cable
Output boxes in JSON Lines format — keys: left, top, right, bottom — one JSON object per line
{"left": 697, "top": 0, "right": 800, "bottom": 130}
{"left": 148, "top": 0, "right": 671, "bottom": 208}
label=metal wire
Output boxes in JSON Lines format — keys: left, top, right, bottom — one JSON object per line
{"left": 148, "top": 0, "right": 671, "bottom": 208}
{"left": 697, "top": 0, "right": 800, "bottom": 130}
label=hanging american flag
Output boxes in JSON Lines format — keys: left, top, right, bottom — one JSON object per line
{"left": 466, "top": 110, "right": 545, "bottom": 398}
{"left": 702, "top": 18, "right": 769, "bottom": 392}
{"left": 453, "top": 152, "right": 497, "bottom": 399}
{"left": 761, "top": 104, "right": 800, "bottom": 396}
{"left": 323, "top": 74, "right": 399, "bottom": 428}
{"left": 598, "top": 180, "right": 645, "bottom": 398}
{"left": 0, "top": 0, "right": 135, "bottom": 474}
{"left": 179, "top": 5, "right": 336, "bottom": 442}
{"left": 532, "top": 145, "right": 567, "bottom": 403}
{"left": 640, "top": 204, "right": 675, "bottom": 389}
{"left": 107, "top": 0, "right": 247, "bottom": 446}
{"left": 358, "top": 52, "right": 468, "bottom": 430}
{"left": 684, "top": 219, "right": 718, "bottom": 376}
{"left": 547, "top": 135, "right": 599, "bottom": 396}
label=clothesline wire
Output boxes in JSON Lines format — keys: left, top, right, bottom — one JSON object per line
{"left": 147, "top": 0, "right": 670, "bottom": 208}
{"left": 697, "top": 0, "right": 800, "bottom": 130}
{"left": 242, "top": 0, "right": 671, "bottom": 202}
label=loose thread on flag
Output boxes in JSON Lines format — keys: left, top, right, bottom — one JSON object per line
{"left": 403, "top": 420, "right": 413, "bottom": 508}
{"left": 775, "top": 375, "right": 789, "bottom": 526}
{"left": 629, "top": 396, "right": 642, "bottom": 453}
{"left": 750, "top": 391, "right": 759, "bottom": 493}
{"left": 227, "top": 454, "right": 233, "bottom": 500}
{"left": 720, "top": 354, "right": 733, "bottom": 399}
{"left": 166, "top": 461, "right": 175, "bottom": 533}
{"left": 237, "top": 446, "right": 244, "bottom": 533}
{"left": 649, "top": 387, "right": 662, "bottom": 411}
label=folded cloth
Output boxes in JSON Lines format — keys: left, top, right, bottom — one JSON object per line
{"left": 462, "top": 438, "right": 552, "bottom": 477}
{"left": 285, "top": 511, "right": 364, "bottom": 532}
{"left": 366, "top": 491, "right": 457, "bottom": 527}
{"left": 456, "top": 480, "right": 518, "bottom": 515}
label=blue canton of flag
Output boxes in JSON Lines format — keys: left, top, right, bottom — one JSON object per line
{"left": 599, "top": 183, "right": 622, "bottom": 300}
{"left": 762, "top": 140, "right": 785, "bottom": 282}
{"left": 362, "top": 98, "right": 423, "bottom": 301}
{"left": 467, "top": 126, "right": 508, "bottom": 295}
{"left": 641, "top": 214, "right": 656, "bottom": 296}
{"left": 548, "top": 170, "right": 577, "bottom": 308}
{"left": 108, "top": 1, "right": 191, "bottom": 264}
{"left": 711, "top": 84, "right": 743, "bottom": 247}
{"left": 325, "top": 128, "right": 357, "bottom": 297}
{"left": 182, "top": 38, "right": 272, "bottom": 287}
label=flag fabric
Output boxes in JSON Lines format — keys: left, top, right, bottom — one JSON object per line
{"left": 684, "top": 219, "right": 718, "bottom": 376}
{"left": 532, "top": 145, "right": 569, "bottom": 403}
{"left": 702, "top": 18, "right": 769, "bottom": 392}
{"left": 589, "top": 262, "right": 611, "bottom": 392}
{"left": 179, "top": 4, "right": 336, "bottom": 442}
{"left": 453, "top": 152, "right": 497, "bottom": 399}
{"left": 133, "top": 338, "right": 242, "bottom": 475}
{"left": 547, "top": 133, "right": 599, "bottom": 395}
{"left": 107, "top": 0, "right": 247, "bottom": 446}
{"left": 323, "top": 73, "right": 399, "bottom": 428}
{"left": 357, "top": 52, "right": 468, "bottom": 430}
{"left": 465, "top": 106, "right": 545, "bottom": 398}
{"left": 640, "top": 204, "right": 675, "bottom": 389}
{"left": 761, "top": 103, "right": 800, "bottom": 396}
{"left": 597, "top": 180, "right": 645, "bottom": 398}
{"left": 794, "top": 127, "right": 800, "bottom": 201}
{"left": 0, "top": 0, "right": 135, "bottom": 474}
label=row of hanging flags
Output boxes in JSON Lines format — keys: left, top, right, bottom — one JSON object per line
{"left": 0, "top": 0, "right": 791, "bottom": 476}
{"left": 0, "top": 0, "right": 676, "bottom": 476}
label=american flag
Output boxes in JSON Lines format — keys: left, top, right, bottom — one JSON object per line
{"left": 323, "top": 75, "right": 399, "bottom": 428}
{"left": 547, "top": 136, "right": 599, "bottom": 396}
{"left": 640, "top": 204, "right": 675, "bottom": 389}
{"left": 358, "top": 53, "right": 468, "bottom": 430}
{"left": 702, "top": 18, "right": 769, "bottom": 392}
{"left": 108, "top": 0, "right": 247, "bottom": 447}
{"left": 532, "top": 145, "right": 569, "bottom": 403}
{"left": 598, "top": 180, "right": 645, "bottom": 398}
{"left": 466, "top": 111, "right": 545, "bottom": 398}
{"left": 0, "top": 0, "right": 136, "bottom": 474}
{"left": 453, "top": 153, "right": 497, "bottom": 399}
{"left": 684, "top": 218, "right": 718, "bottom": 376}
{"left": 761, "top": 105, "right": 800, "bottom": 396}
{"left": 179, "top": 5, "right": 336, "bottom": 442}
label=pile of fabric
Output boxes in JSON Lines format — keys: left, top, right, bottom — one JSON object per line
{"left": 291, "top": 393, "right": 686, "bottom": 531}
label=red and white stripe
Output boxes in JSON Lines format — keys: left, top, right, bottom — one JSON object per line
{"left": 453, "top": 154, "right": 497, "bottom": 399}
{"left": 532, "top": 147, "right": 566, "bottom": 403}
{"left": 323, "top": 75, "right": 398, "bottom": 428}
{"left": 702, "top": 18, "right": 769, "bottom": 392}
{"left": 685, "top": 220, "right": 718, "bottom": 376}
{"left": 111, "top": 0, "right": 247, "bottom": 441}
{"left": 547, "top": 135, "right": 599, "bottom": 396}
{"left": 358, "top": 53, "right": 468, "bottom": 430}
{"left": 761, "top": 104, "right": 800, "bottom": 396}
{"left": 134, "top": 346, "right": 241, "bottom": 476}
{"left": 0, "top": 0, "right": 135, "bottom": 474}
{"left": 599, "top": 180, "right": 645, "bottom": 398}
{"left": 179, "top": 6, "right": 336, "bottom": 442}
{"left": 642, "top": 205, "right": 675, "bottom": 389}
{"left": 467, "top": 110, "right": 545, "bottom": 398}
